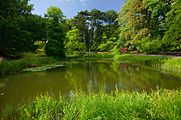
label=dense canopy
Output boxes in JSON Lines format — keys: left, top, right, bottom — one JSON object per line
{"left": 0, "top": 0, "right": 180, "bottom": 58}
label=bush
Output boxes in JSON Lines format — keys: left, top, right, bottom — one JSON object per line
{"left": 45, "top": 39, "right": 65, "bottom": 59}
{"left": 135, "top": 37, "right": 162, "bottom": 53}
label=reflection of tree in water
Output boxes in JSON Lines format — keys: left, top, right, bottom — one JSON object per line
{"left": 64, "top": 62, "right": 120, "bottom": 93}
{"left": 64, "top": 61, "right": 181, "bottom": 93}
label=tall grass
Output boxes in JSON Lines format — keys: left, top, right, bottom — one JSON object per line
{"left": 3, "top": 90, "right": 181, "bottom": 119}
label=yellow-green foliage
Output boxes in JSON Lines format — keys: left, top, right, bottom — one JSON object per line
{"left": 3, "top": 90, "right": 181, "bottom": 119}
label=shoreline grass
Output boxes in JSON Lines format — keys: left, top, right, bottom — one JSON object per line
{"left": 2, "top": 90, "right": 181, "bottom": 119}
{"left": 114, "top": 54, "right": 181, "bottom": 76}
{"left": 67, "top": 52, "right": 114, "bottom": 61}
{"left": 114, "top": 54, "right": 168, "bottom": 65}
{"left": 0, "top": 54, "right": 59, "bottom": 75}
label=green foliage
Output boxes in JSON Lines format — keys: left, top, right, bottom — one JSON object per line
{"left": 65, "top": 27, "right": 86, "bottom": 54}
{"left": 69, "top": 9, "right": 118, "bottom": 52}
{"left": 98, "top": 36, "right": 117, "bottom": 52}
{"left": 3, "top": 90, "right": 181, "bottom": 119}
{"left": 0, "top": 0, "right": 46, "bottom": 57}
{"left": 135, "top": 37, "right": 162, "bottom": 53}
{"left": 116, "top": 0, "right": 180, "bottom": 53}
{"left": 18, "top": 96, "right": 65, "bottom": 120}
{"left": 45, "top": 6, "right": 67, "bottom": 58}
{"left": 162, "top": 0, "right": 181, "bottom": 51}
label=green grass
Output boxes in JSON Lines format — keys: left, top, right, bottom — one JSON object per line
{"left": 2, "top": 90, "right": 181, "bottom": 120}
{"left": 0, "top": 53, "right": 58, "bottom": 75}
{"left": 162, "top": 57, "right": 181, "bottom": 73}
{"left": 67, "top": 52, "right": 114, "bottom": 61}
{"left": 114, "top": 54, "right": 168, "bottom": 65}
{"left": 114, "top": 54, "right": 181, "bottom": 76}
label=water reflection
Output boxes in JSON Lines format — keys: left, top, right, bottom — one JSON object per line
{"left": 0, "top": 61, "right": 181, "bottom": 109}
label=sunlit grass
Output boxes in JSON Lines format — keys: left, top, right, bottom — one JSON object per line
{"left": 2, "top": 90, "right": 181, "bottom": 119}
{"left": 162, "top": 57, "right": 181, "bottom": 73}
{"left": 114, "top": 54, "right": 181, "bottom": 76}
{"left": 67, "top": 52, "right": 114, "bottom": 61}
{"left": 114, "top": 54, "right": 168, "bottom": 65}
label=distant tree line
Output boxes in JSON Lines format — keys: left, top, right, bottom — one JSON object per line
{"left": 0, "top": 0, "right": 180, "bottom": 59}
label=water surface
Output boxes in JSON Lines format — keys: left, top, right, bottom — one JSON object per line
{"left": 0, "top": 61, "right": 181, "bottom": 109}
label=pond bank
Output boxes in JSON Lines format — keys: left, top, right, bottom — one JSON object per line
{"left": 0, "top": 55, "right": 60, "bottom": 75}
{"left": 114, "top": 54, "right": 181, "bottom": 77}
{"left": 1, "top": 53, "right": 181, "bottom": 76}
{"left": 2, "top": 90, "right": 181, "bottom": 119}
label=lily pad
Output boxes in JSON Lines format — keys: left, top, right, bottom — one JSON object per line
{"left": 23, "top": 64, "right": 65, "bottom": 72}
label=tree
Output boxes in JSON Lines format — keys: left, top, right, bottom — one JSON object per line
{"left": 162, "top": 0, "right": 181, "bottom": 51}
{"left": 70, "top": 10, "right": 89, "bottom": 49}
{"left": 116, "top": 0, "right": 173, "bottom": 53}
{"left": 105, "top": 10, "right": 118, "bottom": 38}
{"left": 45, "top": 6, "right": 67, "bottom": 58}
{"left": 68, "top": 9, "right": 119, "bottom": 53}
{"left": 0, "top": 0, "right": 46, "bottom": 58}
{"left": 117, "top": 0, "right": 151, "bottom": 51}
{"left": 65, "top": 27, "right": 86, "bottom": 54}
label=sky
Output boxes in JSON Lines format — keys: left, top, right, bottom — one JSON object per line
{"left": 29, "top": 0, "right": 125, "bottom": 18}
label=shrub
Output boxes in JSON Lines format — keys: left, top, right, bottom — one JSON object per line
{"left": 135, "top": 37, "right": 162, "bottom": 53}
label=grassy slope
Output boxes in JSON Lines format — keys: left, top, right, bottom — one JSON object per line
{"left": 2, "top": 90, "right": 181, "bottom": 119}
{"left": 0, "top": 54, "right": 58, "bottom": 75}
{"left": 114, "top": 54, "right": 181, "bottom": 76}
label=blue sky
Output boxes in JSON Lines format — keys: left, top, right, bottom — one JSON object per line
{"left": 30, "top": 0, "right": 125, "bottom": 18}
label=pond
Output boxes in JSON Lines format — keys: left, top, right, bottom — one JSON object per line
{"left": 0, "top": 61, "right": 181, "bottom": 110}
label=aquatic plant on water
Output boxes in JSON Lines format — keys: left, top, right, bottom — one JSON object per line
{"left": 22, "top": 64, "right": 65, "bottom": 72}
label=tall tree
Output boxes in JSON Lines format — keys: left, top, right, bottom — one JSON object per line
{"left": 116, "top": 0, "right": 173, "bottom": 53}
{"left": 71, "top": 10, "right": 89, "bottom": 49}
{"left": 68, "top": 9, "right": 119, "bottom": 53}
{"left": 162, "top": 0, "right": 181, "bottom": 51}
{"left": 0, "top": 0, "right": 46, "bottom": 57}
{"left": 65, "top": 27, "right": 86, "bottom": 54}
{"left": 105, "top": 10, "right": 118, "bottom": 38}
{"left": 45, "top": 6, "right": 67, "bottom": 58}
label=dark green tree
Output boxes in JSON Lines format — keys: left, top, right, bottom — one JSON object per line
{"left": 70, "top": 10, "right": 89, "bottom": 49}
{"left": 0, "top": 0, "right": 46, "bottom": 58}
{"left": 67, "top": 9, "right": 118, "bottom": 53}
{"left": 162, "top": 0, "right": 181, "bottom": 51}
{"left": 45, "top": 6, "right": 67, "bottom": 58}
